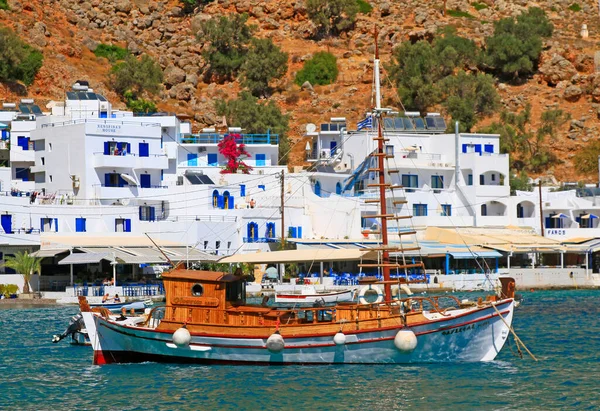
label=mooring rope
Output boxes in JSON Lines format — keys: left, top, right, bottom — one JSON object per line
{"left": 491, "top": 302, "right": 538, "bottom": 361}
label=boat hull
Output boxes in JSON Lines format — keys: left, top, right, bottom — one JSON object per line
{"left": 82, "top": 299, "right": 514, "bottom": 365}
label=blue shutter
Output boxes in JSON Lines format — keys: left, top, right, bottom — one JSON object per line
{"left": 104, "top": 142, "right": 110, "bottom": 155}
{"left": 149, "top": 207, "right": 156, "bottom": 221}
{"left": 484, "top": 144, "right": 493, "bottom": 153}
{"left": 40, "top": 218, "right": 44, "bottom": 232}
{"left": 1, "top": 215, "right": 11, "bottom": 234}
{"left": 256, "top": 154, "right": 266, "bottom": 166}
{"left": 54, "top": 218, "right": 58, "bottom": 232}
{"left": 462, "top": 144, "right": 468, "bottom": 153}
{"left": 297, "top": 227, "right": 302, "bottom": 238}
{"left": 228, "top": 196, "right": 234, "bottom": 209}
{"left": 207, "top": 153, "right": 217, "bottom": 166}
{"left": 139, "top": 142, "right": 149, "bottom": 157}
{"left": 474, "top": 144, "right": 482, "bottom": 155}
{"left": 17, "top": 137, "right": 27, "bottom": 149}
{"left": 105, "top": 173, "right": 111, "bottom": 187}
{"left": 139, "top": 206, "right": 143, "bottom": 221}
{"left": 140, "top": 174, "right": 151, "bottom": 188}
{"left": 545, "top": 217, "right": 551, "bottom": 228}
{"left": 187, "top": 153, "right": 198, "bottom": 166}
{"left": 124, "top": 219, "right": 131, "bottom": 232}
{"left": 217, "top": 195, "right": 224, "bottom": 209}
{"left": 240, "top": 184, "right": 246, "bottom": 197}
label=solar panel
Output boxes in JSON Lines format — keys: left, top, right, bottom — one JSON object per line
{"left": 394, "top": 118, "right": 404, "bottom": 130}
{"left": 66, "top": 92, "right": 77, "bottom": 100}
{"left": 97, "top": 94, "right": 107, "bottom": 102}
{"left": 185, "top": 173, "right": 214, "bottom": 185}
{"left": 86, "top": 92, "right": 98, "bottom": 100}
{"left": 77, "top": 92, "right": 89, "bottom": 100}
{"left": 19, "top": 104, "right": 31, "bottom": 114}
{"left": 402, "top": 117, "right": 415, "bottom": 130}
{"left": 413, "top": 118, "right": 425, "bottom": 130}
{"left": 434, "top": 117, "right": 446, "bottom": 130}
{"left": 384, "top": 118, "right": 395, "bottom": 129}
{"left": 425, "top": 117, "right": 436, "bottom": 128}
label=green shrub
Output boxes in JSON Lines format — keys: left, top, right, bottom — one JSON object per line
{"left": 472, "top": 2, "right": 487, "bottom": 11}
{"left": 240, "top": 38, "right": 288, "bottom": 97}
{"left": 484, "top": 7, "right": 553, "bottom": 79}
{"left": 295, "top": 52, "right": 338, "bottom": 86}
{"left": 94, "top": 44, "right": 129, "bottom": 62}
{"left": 124, "top": 91, "right": 157, "bottom": 113}
{"left": 0, "top": 284, "right": 18, "bottom": 297}
{"left": 0, "top": 0, "right": 9, "bottom": 10}
{"left": 447, "top": 9, "right": 475, "bottom": 18}
{"left": 306, "top": 0, "right": 359, "bottom": 38}
{"left": 198, "top": 14, "right": 256, "bottom": 81}
{"left": 0, "top": 27, "right": 43, "bottom": 86}
{"left": 216, "top": 91, "right": 290, "bottom": 164}
{"left": 356, "top": 0, "right": 372, "bottom": 14}
{"left": 108, "top": 54, "right": 163, "bottom": 98}
{"left": 568, "top": 3, "right": 581, "bottom": 12}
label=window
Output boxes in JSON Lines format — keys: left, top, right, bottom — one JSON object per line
{"left": 187, "top": 153, "right": 198, "bottom": 166}
{"left": 41, "top": 157, "right": 45, "bottom": 165}
{"left": 481, "top": 204, "right": 487, "bottom": 216}
{"left": 40, "top": 218, "right": 58, "bottom": 232}
{"left": 467, "top": 174, "right": 473, "bottom": 186}
{"left": 203, "top": 241, "right": 208, "bottom": 250}
{"left": 192, "top": 283, "right": 204, "bottom": 297}
{"left": 17, "top": 136, "right": 30, "bottom": 150}
{"left": 516, "top": 204, "right": 524, "bottom": 218}
{"left": 240, "top": 184, "right": 246, "bottom": 197}
{"left": 442, "top": 204, "right": 452, "bottom": 216}
{"left": 431, "top": 175, "right": 444, "bottom": 192}
{"left": 256, "top": 154, "right": 266, "bottom": 166}
{"left": 139, "top": 205, "right": 156, "bottom": 221}
{"left": 75, "top": 217, "right": 86, "bottom": 232}
{"left": 140, "top": 174, "right": 151, "bottom": 188}
{"left": 15, "top": 168, "right": 30, "bottom": 182}
{"left": 207, "top": 153, "right": 218, "bottom": 166}
{"left": 266, "top": 222, "right": 276, "bottom": 238}
{"left": 104, "top": 173, "right": 125, "bottom": 187}
{"left": 491, "top": 174, "right": 496, "bottom": 182}
{"left": 479, "top": 175, "right": 485, "bottom": 185}
{"left": 413, "top": 204, "right": 427, "bottom": 217}
{"left": 48, "top": 143, "right": 52, "bottom": 152}
{"left": 115, "top": 218, "right": 131, "bottom": 232}
{"left": 484, "top": 144, "right": 494, "bottom": 153}
{"left": 402, "top": 174, "right": 418, "bottom": 192}
{"left": 139, "top": 142, "right": 149, "bottom": 157}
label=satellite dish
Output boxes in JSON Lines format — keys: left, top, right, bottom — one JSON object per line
{"left": 306, "top": 123, "right": 316, "bottom": 133}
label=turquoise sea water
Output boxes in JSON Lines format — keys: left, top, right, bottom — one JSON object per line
{"left": 0, "top": 289, "right": 598, "bottom": 410}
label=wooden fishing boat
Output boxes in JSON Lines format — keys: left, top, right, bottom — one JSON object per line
{"left": 79, "top": 42, "right": 516, "bottom": 365}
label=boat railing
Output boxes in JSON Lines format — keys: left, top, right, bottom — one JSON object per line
{"left": 73, "top": 283, "right": 164, "bottom": 297}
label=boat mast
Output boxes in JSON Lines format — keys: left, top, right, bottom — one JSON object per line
{"left": 374, "top": 33, "right": 392, "bottom": 302}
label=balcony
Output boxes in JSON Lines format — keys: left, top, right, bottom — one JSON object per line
{"left": 180, "top": 133, "right": 279, "bottom": 145}
{"left": 137, "top": 154, "right": 168, "bottom": 169}
{"left": 93, "top": 152, "right": 137, "bottom": 169}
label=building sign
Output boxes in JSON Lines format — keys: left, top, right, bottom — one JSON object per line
{"left": 96, "top": 124, "right": 122, "bottom": 134}
{"left": 545, "top": 229, "right": 566, "bottom": 236}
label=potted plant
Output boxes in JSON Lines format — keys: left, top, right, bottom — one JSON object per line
{"left": 1, "top": 251, "right": 42, "bottom": 298}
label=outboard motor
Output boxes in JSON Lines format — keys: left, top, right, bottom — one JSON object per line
{"left": 52, "top": 314, "right": 84, "bottom": 343}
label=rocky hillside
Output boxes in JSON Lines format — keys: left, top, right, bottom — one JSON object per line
{"left": 1, "top": 0, "right": 600, "bottom": 181}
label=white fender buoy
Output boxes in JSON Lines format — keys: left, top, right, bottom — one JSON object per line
{"left": 333, "top": 332, "right": 346, "bottom": 345}
{"left": 394, "top": 329, "right": 417, "bottom": 353}
{"left": 172, "top": 327, "right": 191, "bottom": 347}
{"left": 266, "top": 332, "right": 285, "bottom": 353}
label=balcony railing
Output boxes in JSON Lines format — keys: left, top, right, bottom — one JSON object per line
{"left": 243, "top": 237, "right": 278, "bottom": 243}
{"left": 181, "top": 133, "right": 279, "bottom": 145}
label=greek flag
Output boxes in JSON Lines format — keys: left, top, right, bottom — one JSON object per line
{"left": 357, "top": 115, "right": 373, "bottom": 131}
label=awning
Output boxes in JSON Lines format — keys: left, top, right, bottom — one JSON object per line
{"left": 218, "top": 249, "right": 377, "bottom": 264}
{"left": 552, "top": 213, "right": 568, "bottom": 219}
{"left": 580, "top": 214, "right": 598, "bottom": 219}
{"left": 58, "top": 252, "right": 113, "bottom": 265}
{"left": 120, "top": 173, "right": 138, "bottom": 186}
{"left": 30, "top": 248, "right": 69, "bottom": 257}
{"left": 449, "top": 251, "right": 502, "bottom": 259}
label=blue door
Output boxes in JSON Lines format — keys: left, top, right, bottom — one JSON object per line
{"left": 1, "top": 214, "right": 12, "bottom": 234}
{"left": 139, "top": 142, "right": 149, "bottom": 157}
{"left": 75, "top": 218, "right": 86, "bottom": 232}
{"left": 140, "top": 174, "right": 151, "bottom": 188}
{"left": 207, "top": 153, "right": 218, "bottom": 166}
{"left": 187, "top": 153, "right": 198, "bottom": 166}
{"left": 330, "top": 141, "right": 337, "bottom": 155}
{"left": 256, "top": 154, "right": 266, "bottom": 166}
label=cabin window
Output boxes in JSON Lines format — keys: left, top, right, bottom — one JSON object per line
{"left": 226, "top": 281, "right": 246, "bottom": 304}
{"left": 192, "top": 283, "right": 204, "bottom": 297}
